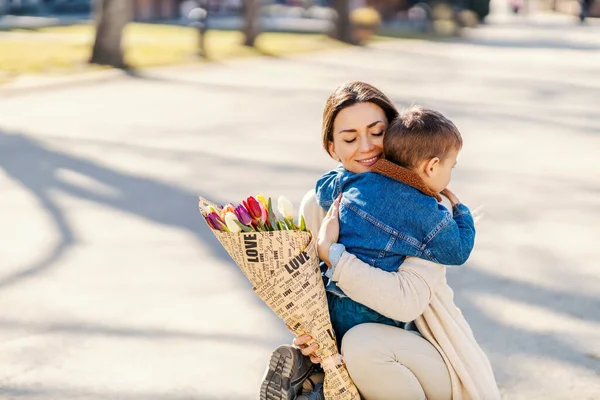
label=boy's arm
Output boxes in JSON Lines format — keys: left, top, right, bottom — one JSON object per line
{"left": 423, "top": 202, "right": 476, "bottom": 266}
{"left": 315, "top": 164, "right": 345, "bottom": 209}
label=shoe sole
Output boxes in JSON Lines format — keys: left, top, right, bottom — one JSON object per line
{"left": 260, "top": 346, "right": 313, "bottom": 400}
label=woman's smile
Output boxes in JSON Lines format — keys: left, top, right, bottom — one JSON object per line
{"left": 356, "top": 155, "right": 381, "bottom": 166}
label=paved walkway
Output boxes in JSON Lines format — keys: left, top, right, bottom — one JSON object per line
{"left": 0, "top": 7, "right": 599, "bottom": 400}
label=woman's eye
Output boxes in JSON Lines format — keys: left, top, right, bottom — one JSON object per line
{"left": 344, "top": 138, "right": 356, "bottom": 143}
{"left": 372, "top": 131, "right": 384, "bottom": 137}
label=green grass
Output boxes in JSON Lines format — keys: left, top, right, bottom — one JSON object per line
{"left": 0, "top": 23, "right": 348, "bottom": 82}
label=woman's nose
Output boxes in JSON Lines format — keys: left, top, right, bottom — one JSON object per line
{"left": 359, "top": 137, "right": 375, "bottom": 152}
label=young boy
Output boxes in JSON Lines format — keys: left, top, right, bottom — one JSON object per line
{"left": 316, "top": 106, "right": 476, "bottom": 342}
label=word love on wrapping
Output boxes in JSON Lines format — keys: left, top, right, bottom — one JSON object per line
{"left": 244, "top": 234, "right": 260, "bottom": 263}
{"left": 283, "top": 251, "right": 310, "bottom": 275}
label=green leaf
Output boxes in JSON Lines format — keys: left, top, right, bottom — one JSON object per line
{"left": 235, "top": 220, "right": 254, "bottom": 232}
{"left": 267, "top": 197, "right": 280, "bottom": 231}
{"left": 285, "top": 218, "right": 295, "bottom": 230}
{"left": 300, "top": 215, "right": 307, "bottom": 232}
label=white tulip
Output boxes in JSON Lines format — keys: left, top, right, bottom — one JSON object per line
{"left": 277, "top": 196, "right": 295, "bottom": 220}
{"left": 224, "top": 212, "right": 241, "bottom": 233}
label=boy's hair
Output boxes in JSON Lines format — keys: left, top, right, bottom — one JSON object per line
{"left": 384, "top": 106, "right": 463, "bottom": 169}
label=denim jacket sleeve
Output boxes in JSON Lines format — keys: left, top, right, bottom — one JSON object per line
{"left": 423, "top": 203, "right": 476, "bottom": 266}
{"left": 315, "top": 164, "right": 346, "bottom": 209}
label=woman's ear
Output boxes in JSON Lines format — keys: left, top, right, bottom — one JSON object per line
{"left": 328, "top": 141, "right": 338, "bottom": 161}
{"left": 424, "top": 157, "right": 440, "bottom": 177}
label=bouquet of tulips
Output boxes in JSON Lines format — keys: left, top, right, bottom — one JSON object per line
{"left": 199, "top": 195, "right": 359, "bottom": 400}
{"left": 204, "top": 194, "right": 307, "bottom": 233}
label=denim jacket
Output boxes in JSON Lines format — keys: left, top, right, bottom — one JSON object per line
{"left": 316, "top": 160, "right": 475, "bottom": 296}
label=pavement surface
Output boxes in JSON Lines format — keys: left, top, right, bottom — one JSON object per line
{"left": 0, "top": 7, "right": 599, "bottom": 400}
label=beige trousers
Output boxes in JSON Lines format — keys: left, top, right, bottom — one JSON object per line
{"left": 341, "top": 323, "right": 452, "bottom": 400}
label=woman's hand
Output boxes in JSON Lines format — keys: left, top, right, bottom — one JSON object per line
{"left": 440, "top": 188, "right": 460, "bottom": 206}
{"left": 317, "top": 195, "right": 342, "bottom": 267}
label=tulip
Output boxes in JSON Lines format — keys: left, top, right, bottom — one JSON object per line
{"left": 222, "top": 203, "right": 236, "bottom": 215}
{"left": 223, "top": 211, "right": 253, "bottom": 233}
{"left": 224, "top": 212, "right": 242, "bottom": 233}
{"left": 278, "top": 196, "right": 297, "bottom": 230}
{"left": 234, "top": 204, "right": 253, "bottom": 226}
{"left": 243, "top": 197, "right": 261, "bottom": 219}
{"left": 277, "top": 196, "right": 295, "bottom": 219}
{"left": 257, "top": 193, "right": 268, "bottom": 207}
{"left": 206, "top": 212, "right": 228, "bottom": 231}
{"left": 259, "top": 205, "right": 267, "bottom": 225}
{"left": 243, "top": 196, "right": 267, "bottom": 225}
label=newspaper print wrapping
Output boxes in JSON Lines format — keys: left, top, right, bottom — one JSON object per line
{"left": 199, "top": 197, "right": 360, "bottom": 400}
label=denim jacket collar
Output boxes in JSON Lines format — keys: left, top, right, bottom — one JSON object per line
{"left": 372, "top": 159, "right": 442, "bottom": 202}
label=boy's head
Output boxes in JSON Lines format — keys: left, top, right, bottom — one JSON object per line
{"left": 384, "top": 106, "right": 462, "bottom": 194}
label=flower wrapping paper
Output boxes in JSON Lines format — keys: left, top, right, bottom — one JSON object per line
{"left": 199, "top": 196, "right": 359, "bottom": 400}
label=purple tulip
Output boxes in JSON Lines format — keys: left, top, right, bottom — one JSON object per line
{"left": 235, "top": 205, "right": 253, "bottom": 226}
{"left": 206, "top": 212, "right": 227, "bottom": 231}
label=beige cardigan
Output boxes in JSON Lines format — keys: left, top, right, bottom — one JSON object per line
{"left": 300, "top": 190, "right": 501, "bottom": 400}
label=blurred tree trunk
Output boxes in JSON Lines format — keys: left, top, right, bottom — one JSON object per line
{"left": 89, "top": 0, "right": 133, "bottom": 68}
{"left": 243, "top": 0, "right": 260, "bottom": 47}
{"left": 332, "top": 0, "right": 353, "bottom": 44}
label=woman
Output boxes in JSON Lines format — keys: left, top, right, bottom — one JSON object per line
{"left": 260, "top": 81, "right": 500, "bottom": 400}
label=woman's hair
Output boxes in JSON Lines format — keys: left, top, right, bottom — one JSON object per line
{"left": 322, "top": 81, "right": 399, "bottom": 156}
{"left": 384, "top": 105, "right": 463, "bottom": 169}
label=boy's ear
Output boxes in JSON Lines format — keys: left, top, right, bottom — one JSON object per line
{"left": 424, "top": 157, "right": 440, "bottom": 177}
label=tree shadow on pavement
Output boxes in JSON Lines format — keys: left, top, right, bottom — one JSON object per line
{"left": 449, "top": 265, "right": 600, "bottom": 380}
{"left": 0, "top": 315, "right": 280, "bottom": 347}
{"left": 0, "top": 384, "right": 200, "bottom": 400}
{"left": 0, "top": 129, "right": 228, "bottom": 290}
{"left": 444, "top": 162, "right": 600, "bottom": 380}
{"left": 120, "top": 67, "right": 329, "bottom": 98}
{"left": 0, "top": 128, "right": 328, "bottom": 291}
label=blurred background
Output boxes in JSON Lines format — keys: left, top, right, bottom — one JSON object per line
{"left": 1, "top": 1, "right": 599, "bottom": 400}
{"left": 0, "top": 0, "right": 599, "bottom": 77}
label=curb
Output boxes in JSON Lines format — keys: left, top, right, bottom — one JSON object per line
{"left": 0, "top": 15, "right": 90, "bottom": 31}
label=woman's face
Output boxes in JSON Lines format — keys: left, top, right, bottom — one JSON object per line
{"left": 328, "top": 102, "right": 387, "bottom": 174}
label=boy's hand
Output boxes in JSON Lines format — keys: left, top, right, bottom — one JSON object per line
{"left": 441, "top": 188, "right": 460, "bottom": 206}
{"left": 285, "top": 325, "right": 322, "bottom": 364}
{"left": 317, "top": 195, "right": 342, "bottom": 267}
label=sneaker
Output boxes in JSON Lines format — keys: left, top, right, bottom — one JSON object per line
{"left": 296, "top": 383, "right": 325, "bottom": 400}
{"left": 260, "top": 345, "right": 315, "bottom": 400}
